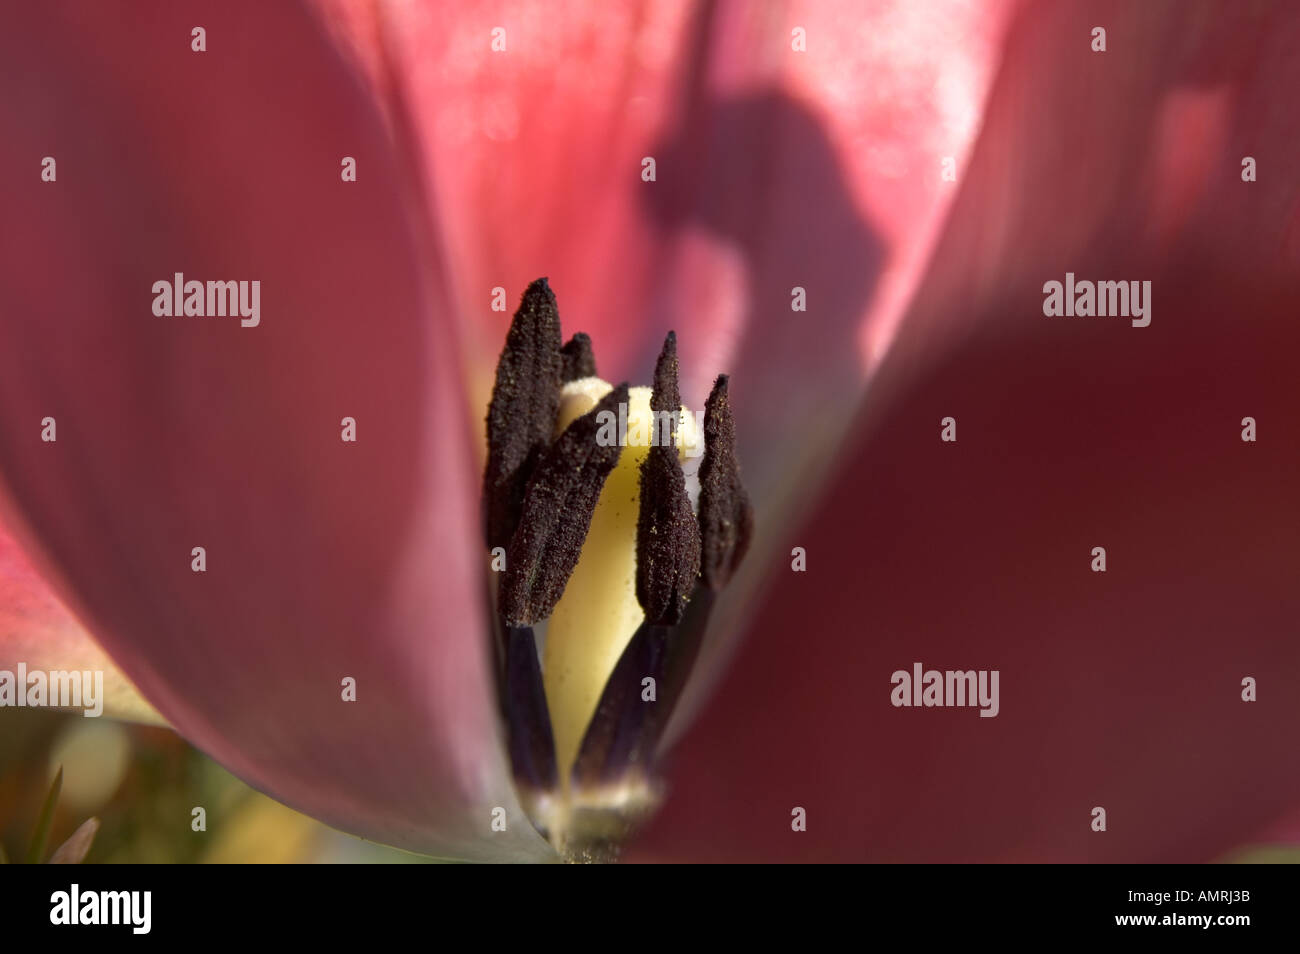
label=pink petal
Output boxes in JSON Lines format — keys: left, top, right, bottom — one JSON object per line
{"left": 0, "top": 1, "right": 549, "bottom": 860}
{"left": 635, "top": 0, "right": 1300, "bottom": 861}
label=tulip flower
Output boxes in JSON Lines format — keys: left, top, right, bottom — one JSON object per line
{"left": 1, "top": 0, "right": 1297, "bottom": 864}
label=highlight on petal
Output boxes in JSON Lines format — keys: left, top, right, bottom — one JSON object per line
{"left": 310, "top": 0, "right": 1008, "bottom": 472}
{"left": 877, "top": 0, "right": 1300, "bottom": 384}
{"left": 0, "top": 510, "right": 161, "bottom": 724}
{"left": 0, "top": 1, "right": 550, "bottom": 861}
{"left": 328, "top": 0, "right": 1012, "bottom": 388}
{"left": 636, "top": 0, "right": 1300, "bottom": 862}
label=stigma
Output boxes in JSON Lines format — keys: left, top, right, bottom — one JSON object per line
{"left": 482, "top": 279, "right": 752, "bottom": 861}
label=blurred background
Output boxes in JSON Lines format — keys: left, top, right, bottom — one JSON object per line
{"left": 1, "top": 710, "right": 435, "bottom": 863}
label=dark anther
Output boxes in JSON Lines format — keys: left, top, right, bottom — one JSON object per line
{"left": 499, "top": 384, "right": 629, "bottom": 627}
{"left": 635, "top": 333, "right": 701, "bottom": 626}
{"left": 483, "top": 278, "right": 564, "bottom": 552}
{"left": 698, "top": 374, "right": 753, "bottom": 590}
{"left": 560, "top": 332, "right": 597, "bottom": 382}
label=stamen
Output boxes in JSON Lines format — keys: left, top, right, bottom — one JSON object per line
{"left": 498, "top": 384, "right": 629, "bottom": 627}
{"left": 502, "top": 625, "right": 558, "bottom": 800}
{"left": 698, "top": 375, "right": 754, "bottom": 590}
{"left": 483, "top": 278, "right": 564, "bottom": 551}
{"left": 635, "top": 333, "right": 701, "bottom": 626}
{"left": 559, "top": 332, "right": 597, "bottom": 383}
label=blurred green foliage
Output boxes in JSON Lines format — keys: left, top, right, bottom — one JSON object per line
{"left": 0, "top": 708, "right": 432, "bottom": 863}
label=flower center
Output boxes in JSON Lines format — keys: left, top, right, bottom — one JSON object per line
{"left": 481, "top": 279, "right": 751, "bottom": 861}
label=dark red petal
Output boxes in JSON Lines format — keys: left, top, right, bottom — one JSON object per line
{"left": 0, "top": 1, "right": 548, "bottom": 860}
{"left": 637, "top": 0, "right": 1300, "bottom": 862}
